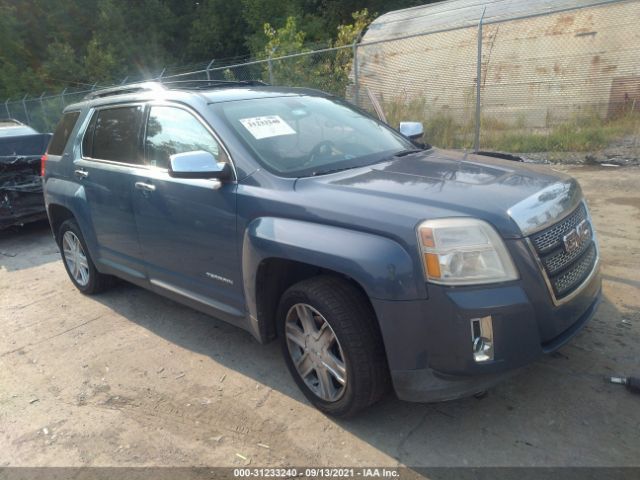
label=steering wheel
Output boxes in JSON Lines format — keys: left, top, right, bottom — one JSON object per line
{"left": 304, "top": 140, "right": 336, "bottom": 167}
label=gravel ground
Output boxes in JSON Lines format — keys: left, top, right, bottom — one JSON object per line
{"left": 1, "top": 165, "right": 639, "bottom": 468}
{"left": 520, "top": 135, "right": 640, "bottom": 166}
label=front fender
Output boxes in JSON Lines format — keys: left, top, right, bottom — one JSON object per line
{"left": 242, "top": 217, "right": 425, "bottom": 324}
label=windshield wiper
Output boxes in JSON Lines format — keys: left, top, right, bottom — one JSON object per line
{"left": 311, "top": 149, "right": 425, "bottom": 176}
{"left": 393, "top": 148, "right": 423, "bottom": 157}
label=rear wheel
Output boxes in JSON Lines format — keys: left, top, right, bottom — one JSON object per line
{"left": 58, "top": 219, "right": 113, "bottom": 294}
{"left": 278, "top": 276, "right": 389, "bottom": 417}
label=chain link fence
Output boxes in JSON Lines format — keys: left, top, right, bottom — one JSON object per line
{"left": 354, "top": 0, "right": 640, "bottom": 159}
{"left": 4, "top": 0, "right": 639, "bottom": 161}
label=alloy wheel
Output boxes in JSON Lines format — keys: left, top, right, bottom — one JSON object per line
{"left": 62, "top": 230, "right": 90, "bottom": 287}
{"left": 285, "top": 303, "right": 347, "bottom": 402}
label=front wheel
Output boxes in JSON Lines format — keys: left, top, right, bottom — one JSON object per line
{"left": 278, "top": 276, "right": 389, "bottom": 417}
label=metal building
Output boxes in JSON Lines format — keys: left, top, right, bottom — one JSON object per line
{"left": 357, "top": 0, "right": 640, "bottom": 129}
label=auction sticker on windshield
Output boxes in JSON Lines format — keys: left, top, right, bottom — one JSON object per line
{"left": 239, "top": 115, "right": 296, "bottom": 140}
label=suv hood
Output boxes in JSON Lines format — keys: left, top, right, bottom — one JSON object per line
{"left": 295, "top": 148, "right": 581, "bottom": 239}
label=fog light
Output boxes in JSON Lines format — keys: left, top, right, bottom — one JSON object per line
{"left": 471, "top": 316, "right": 494, "bottom": 362}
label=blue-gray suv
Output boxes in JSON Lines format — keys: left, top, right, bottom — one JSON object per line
{"left": 42, "top": 81, "right": 602, "bottom": 416}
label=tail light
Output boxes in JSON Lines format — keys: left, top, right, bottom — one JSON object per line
{"left": 40, "top": 153, "right": 48, "bottom": 177}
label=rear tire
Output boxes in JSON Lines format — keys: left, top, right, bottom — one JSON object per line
{"left": 58, "top": 219, "right": 113, "bottom": 294}
{"left": 277, "top": 275, "right": 389, "bottom": 417}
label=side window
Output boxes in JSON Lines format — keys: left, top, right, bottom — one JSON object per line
{"left": 145, "top": 106, "right": 226, "bottom": 169}
{"left": 48, "top": 111, "right": 80, "bottom": 155}
{"left": 91, "top": 106, "right": 144, "bottom": 163}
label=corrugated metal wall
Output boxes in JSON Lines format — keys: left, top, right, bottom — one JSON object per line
{"left": 357, "top": 0, "right": 640, "bottom": 129}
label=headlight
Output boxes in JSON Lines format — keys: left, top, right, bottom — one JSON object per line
{"left": 417, "top": 218, "right": 518, "bottom": 285}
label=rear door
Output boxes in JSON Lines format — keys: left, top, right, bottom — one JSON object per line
{"left": 132, "top": 104, "right": 243, "bottom": 319}
{"left": 75, "top": 104, "right": 146, "bottom": 279}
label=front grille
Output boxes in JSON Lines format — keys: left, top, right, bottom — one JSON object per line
{"left": 541, "top": 233, "right": 591, "bottom": 275}
{"left": 551, "top": 244, "right": 597, "bottom": 297}
{"left": 531, "top": 203, "right": 587, "bottom": 253}
{"left": 529, "top": 202, "right": 597, "bottom": 300}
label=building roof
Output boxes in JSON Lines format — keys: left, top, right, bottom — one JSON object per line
{"left": 363, "top": 0, "right": 615, "bottom": 42}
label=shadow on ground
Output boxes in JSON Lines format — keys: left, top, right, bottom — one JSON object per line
{"left": 0, "top": 220, "right": 58, "bottom": 271}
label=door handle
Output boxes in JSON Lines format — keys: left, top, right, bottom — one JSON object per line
{"left": 134, "top": 181, "right": 156, "bottom": 192}
{"left": 74, "top": 168, "right": 89, "bottom": 179}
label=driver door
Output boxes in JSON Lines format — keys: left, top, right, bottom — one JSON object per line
{"left": 132, "top": 104, "right": 243, "bottom": 320}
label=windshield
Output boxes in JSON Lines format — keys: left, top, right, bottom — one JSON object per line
{"left": 211, "top": 95, "right": 415, "bottom": 177}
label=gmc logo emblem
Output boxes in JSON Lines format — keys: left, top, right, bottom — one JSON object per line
{"left": 563, "top": 219, "right": 591, "bottom": 254}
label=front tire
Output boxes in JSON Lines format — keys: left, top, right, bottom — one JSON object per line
{"left": 58, "top": 219, "right": 113, "bottom": 294}
{"left": 278, "top": 276, "right": 389, "bottom": 417}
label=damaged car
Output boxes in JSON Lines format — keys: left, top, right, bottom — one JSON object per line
{"left": 43, "top": 83, "right": 601, "bottom": 416}
{"left": 0, "top": 119, "right": 51, "bottom": 229}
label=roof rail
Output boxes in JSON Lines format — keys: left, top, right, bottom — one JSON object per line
{"left": 83, "top": 79, "right": 269, "bottom": 101}
{"left": 161, "top": 79, "right": 269, "bottom": 90}
{"left": 83, "top": 82, "right": 164, "bottom": 100}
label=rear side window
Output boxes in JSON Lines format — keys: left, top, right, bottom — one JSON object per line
{"left": 145, "top": 106, "right": 226, "bottom": 169}
{"left": 48, "top": 111, "right": 80, "bottom": 155}
{"left": 90, "top": 106, "right": 144, "bottom": 163}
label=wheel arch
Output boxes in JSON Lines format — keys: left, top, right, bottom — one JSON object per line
{"left": 242, "top": 217, "right": 423, "bottom": 343}
{"left": 47, "top": 203, "right": 75, "bottom": 243}
{"left": 253, "top": 257, "right": 376, "bottom": 343}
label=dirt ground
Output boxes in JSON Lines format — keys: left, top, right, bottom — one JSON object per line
{"left": 1, "top": 165, "right": 639, "bottom": 469}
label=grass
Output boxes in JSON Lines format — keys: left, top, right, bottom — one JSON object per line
{"left": 384, "top": 98, "right": 475, "bottom": 150}
{"left": 382, "top": 97, "right": 640, "bottom": 153}
{"left": 483, "top": 112, "right": 640, "bottom": 153}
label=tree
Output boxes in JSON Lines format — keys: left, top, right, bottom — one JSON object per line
{"left": 330, "top": 9, "right": 372, "bottom": 92}
{"left": 42, "top": 42, "right": 81, "bottom": 89}
{"left": 261, "top": 9, "right": 372, "bottom": 96}
{"left": 84, "top": 38, "right": 118, "bottom": 85}
{"left": 242, "top": 0, "right": 303, "bottom": 55}
{"left": 0, "top": 3, "right": 45, "bottom": 97}
{"left": 188, "top": 0, "right": 249, "bottom": 62}
{"left": 0, "top": 0, "right": 441, "bottom": 99}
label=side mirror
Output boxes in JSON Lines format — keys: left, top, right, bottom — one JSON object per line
{"left": 168, "top": 150, "right": 231, "bottom": 180}
{"left": 399, "top": 121, "right": 424, "bottom": 141}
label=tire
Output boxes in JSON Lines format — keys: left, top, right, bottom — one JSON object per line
{"left": 58, "top": 219, "right": 113, "bottom": 294}
{"left": 277, "top": 275, "right": 390, "bottom": 417}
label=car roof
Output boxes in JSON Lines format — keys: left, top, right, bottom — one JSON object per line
{"left": 0, "top": 118, "right": 24, "bottom": 127}
{"left": 201, "top": 86, "right": 328, "bottom": 103}
{"left": 0, "top": 123, "right": 39, "bottom": 137}
{"left": 64, "top": 82, "right": 330, "bottom": 112}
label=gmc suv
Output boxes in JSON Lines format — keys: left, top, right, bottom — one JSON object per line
{"left": 42, "top": 81, "right": 601, "bottom": 416}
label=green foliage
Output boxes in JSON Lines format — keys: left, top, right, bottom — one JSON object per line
{"left": 261, "top": 17, "right": 309, "bottom": 85}
{"left": 264, "top": 16, "right": 307, "bottom": 57}
{"left": 482, "top": 113, "right": 640, "bottom": 153}
{"left": 330, "top": 9, "right": 373, "bottom": 94}
{"left": 188, "top": 0, "right": 249, "bottom": 61}
{"left": 84, "top": 38, "right": 118, "bottom": 85}
{"left": 42, "top": 42, "right": 81, "bottom": 89}
{"left": 0, "top": 0, "right": 436, "bottom": 99}
{"left": 0, "top": 3, "right": 41, "bottom": 97}
{"left": 261, "top": 10, "right": 372, "bottom": 96}
{"left": 243, "top": 0, "right": 303, "bottom": 55}
{"left": 383, "top": 97, "right": 475, "bottom": 149}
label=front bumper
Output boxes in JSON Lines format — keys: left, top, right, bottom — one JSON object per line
{"left": 371, "top": 244, "right": 602, "bottom": 402}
